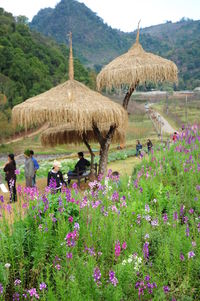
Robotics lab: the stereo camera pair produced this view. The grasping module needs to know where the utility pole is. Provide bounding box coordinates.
[185,95,188,125]
[166,92,169,115]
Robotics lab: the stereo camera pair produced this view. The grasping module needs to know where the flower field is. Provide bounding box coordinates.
[0,125,200,300]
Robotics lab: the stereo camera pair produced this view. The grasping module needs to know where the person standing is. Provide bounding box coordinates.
[3,154,17,202]
[147,139,153,154]
[136,140,142,157]
[30,150,39,186]
[24,149,35,187]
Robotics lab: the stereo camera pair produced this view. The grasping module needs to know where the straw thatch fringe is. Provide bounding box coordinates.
[41,124,124,146]
[97,42,178,91]
[12,80,128,133]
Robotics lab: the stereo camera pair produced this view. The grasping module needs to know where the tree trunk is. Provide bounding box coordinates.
[122,81,139,110]
[82,133,95,176]
[92,123,116,176]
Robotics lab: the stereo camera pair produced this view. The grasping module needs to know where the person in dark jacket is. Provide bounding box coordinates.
[3,154,17,202]
[67,152,90,184]
[47,160,66,192]
[147,139,153,154]
[136,140,142,157]
[24,149,35,187]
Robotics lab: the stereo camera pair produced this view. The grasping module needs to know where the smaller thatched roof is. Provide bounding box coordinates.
[12,79,128,133]
[41,123,123,146]
[97,25,178,91]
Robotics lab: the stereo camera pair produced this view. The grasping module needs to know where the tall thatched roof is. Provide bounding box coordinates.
[97,26,178,91]
[12,33,128,145]
[41,123,123,146]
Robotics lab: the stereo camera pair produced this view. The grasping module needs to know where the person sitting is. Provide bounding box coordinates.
[136,140,142,157]
[68,152,90,184]
[47,160,66,192]
[147,139,153,154]
[30,150,39,186]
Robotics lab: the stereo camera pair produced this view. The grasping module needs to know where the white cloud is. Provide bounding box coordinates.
[1,0,200,31]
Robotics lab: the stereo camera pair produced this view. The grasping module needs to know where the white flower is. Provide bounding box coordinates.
[69,275,75,282]
[5,263,11,269]
[127,258,132,264]
[63,174,68,181]
[122,260,127,266]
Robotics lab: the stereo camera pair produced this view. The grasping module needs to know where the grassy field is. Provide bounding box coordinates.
[152,97,200,129]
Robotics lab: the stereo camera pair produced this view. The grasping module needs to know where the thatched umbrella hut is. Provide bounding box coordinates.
[97,22,178,110]
[12,33,128,176]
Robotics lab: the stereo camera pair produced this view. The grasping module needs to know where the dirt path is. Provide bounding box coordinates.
[147,105,175,135]
[4,124,49,145]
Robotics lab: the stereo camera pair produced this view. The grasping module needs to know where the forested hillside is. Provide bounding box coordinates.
[0,8,95,139]
[30,0,200,90]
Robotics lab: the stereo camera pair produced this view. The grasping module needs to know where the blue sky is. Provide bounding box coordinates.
[1,0,200,31]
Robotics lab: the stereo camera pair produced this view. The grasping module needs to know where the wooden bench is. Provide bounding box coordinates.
[68,163,98,187]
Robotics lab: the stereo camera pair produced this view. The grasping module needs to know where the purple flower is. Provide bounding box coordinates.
[143,242,149,260]
[49,178,57,190]
[145,204,150,213]
[180,205,185,217]
[136,214,141,225]
[162,213,168,223]
[145,275,150,281]
[189,208,194,214]
[74,222,80,231]
[122,241,127,250]
[183,216,189,224]
[192,241,196,247]
[112,191,119,202]
[186,225,190,237]
[163,286,170,293]
[28,288,39,299]
[39,282,47,291]
[151,219,159,226]
[198,223,200,233]
[72,182,78,192]
[68,216,73,223]
[66,252,73,259]
[109,270,118,287]
[115,241,121,257]
[13,292,20,301]
[93,267,101,285]
[180,253,185,261]
[15,169,20,175]
[55,264,61,270]
[173,211,178,221]
[188,251,195,259]
[0,283,3,294]
[196,185,200,191]
[14,279,21,286]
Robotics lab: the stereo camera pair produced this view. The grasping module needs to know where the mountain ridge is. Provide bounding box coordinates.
[30,0,200,89]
